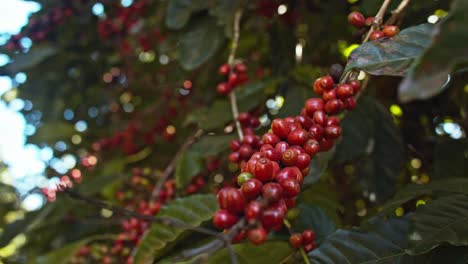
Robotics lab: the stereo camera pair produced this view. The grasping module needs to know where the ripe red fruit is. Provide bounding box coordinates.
[239,144,254,160]
[313,110,328,126]
[262,132,280,145]
[324,99,343,114]
[280,179,301,198]
[296,153,311,169]
[308,124,324,140]
[336,84,354,99]
[365,16,375,27]
[320,138,335,151]
[238,112,251,126]
[349,80,361,93]
[289,233,303,248]
[262,183,283,203]
[262,147,281,162]
[241,178,263,199]
[322,88,336,101]
[305,98,324,116]
[275,141,289,154]
[348,11,365,28]
[370,30,385,41]
[304,242,317,252]
[326,116,340,126]
[382,25,400,37]
[271,119,291,139]
[230,140,241,151]
[232,230,247,243]
[213,209,239,229]
[229,152,240,163]
[247,226,267,245]
[345,97,357,110]
[302,229,316,243]
[234,63,247,73]
[217,187,245,214]
[295,115,313,130]
[287,129,308,146]
[276,166,303,183]
[313,78,324,95]
[243,134,257,145]
[228,72,239,87]
[319,75,334,90]
[324,125,342,139]
[254,158,274,182]
[261,208,285,230]
[281,148,298,166]
[217,82,231,94]
[218,63,230,75]
[285,197,296,208]
[245,201,263,222]
[303,139,320,157]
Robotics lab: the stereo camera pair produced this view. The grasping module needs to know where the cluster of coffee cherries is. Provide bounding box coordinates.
[213,75,361,247]
[289,229,317,252]
[348,11,400,40]
[216,63,249,95]
[229,112,261,165]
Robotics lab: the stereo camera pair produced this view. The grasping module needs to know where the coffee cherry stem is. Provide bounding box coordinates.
[300,247,312,264]
[362,0,393,43]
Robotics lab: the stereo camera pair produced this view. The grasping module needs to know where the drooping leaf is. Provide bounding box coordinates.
[0,46,57,75]
[133,194,218,264]
[344,24,434,76]
[206,241,294,264]
[178,17,224,70]
[380,178,468,215]
[174,150,203,188]
[165,0,209,30]
[33,235,112,264]
[292,204,336,244]
[408,194,468,254]
[299,181,341,224]
[335,96,405,203]
[399,0,468,102]
[309,217,411,264]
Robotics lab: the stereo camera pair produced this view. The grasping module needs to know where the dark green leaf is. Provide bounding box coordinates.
[191,134,235,156]
[408,194,468,254]
[207,241,294,264]
[303,148,335,187]
[134,194,218,264]
[0,46,57,75]
[178,17,224,70]
[165,0,209,30]
[174,150,203,188]
[344,24,434,76]
[335,96,404,203]
[185,100,231,131]
[299,181,341,224]
[432,139,468,179]
[293,204,336,243]
[30,122,75,145]
[309,217,411,264]
[399,0,468,102]
[209,0,241,37]
[380,178,468,215]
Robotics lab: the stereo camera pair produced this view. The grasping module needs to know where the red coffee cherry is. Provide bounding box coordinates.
[324,125,342,139]
[313,78,324,95]
[262,182,283,204]
[348,11,365,28]
[322,88,336,101]
[232,230,247,243]
[241,178,263,200]
[280,179,301,198]
[281,148,298,166]
[289,233,304,248]
[275,141,289,154]
[213,209,239,229]
[271,118,291,139]
[304,242,317,252]
[217,82,230,94]
[285,197,296,208]
[296,153,311,169]
[230,140,241,151]
[276,166,303,183]
[228,152,240,163]
[319,75,334,90]
[247,226,267,245]
[303,139,320,157]
[262,147,281,162]
[313,110,328,126]
[365,16,375,27]
[218,63,230,75]
[217,187,245,214]
[295,115,313,130]
[254,158,274,182]
[238,112,251,126]
[382,25,400,37]
[262,132,280,145]
[239,144,254,160]
[324,99,342,114]
[261,208,285,230]
[320,138,335,151]
[302,229,316,244]
[345,97,357,110]
[245,200,263,222]
[243,134,257,146]
[305,98,324,116]
[336,84,354,99]
[349,80,361,93]
[370,30,385,41]
[287,129,308,146]
[326,116,340,126]
[234,63,247,73]
[308,124,324,140]
[228,72,239,87]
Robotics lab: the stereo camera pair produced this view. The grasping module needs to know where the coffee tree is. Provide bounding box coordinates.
[1,0,467,263]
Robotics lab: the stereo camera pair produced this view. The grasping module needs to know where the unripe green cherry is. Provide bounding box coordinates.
[237,172,254,186]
